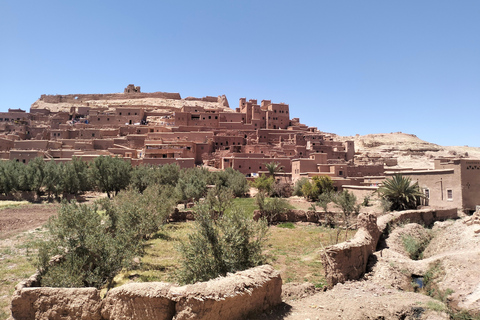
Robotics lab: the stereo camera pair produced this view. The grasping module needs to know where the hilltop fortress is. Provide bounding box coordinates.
[1,85,479,212]
[0,85,381,183]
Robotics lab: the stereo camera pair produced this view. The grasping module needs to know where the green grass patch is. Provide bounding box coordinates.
[277,222,295,229]
[231,197,258,217]
[264,224,354,287]
[0,201,29,210]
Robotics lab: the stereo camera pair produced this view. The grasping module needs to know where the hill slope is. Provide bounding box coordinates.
[336,132,480,169]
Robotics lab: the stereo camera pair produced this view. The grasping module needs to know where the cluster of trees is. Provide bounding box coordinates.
[0,156,250,203]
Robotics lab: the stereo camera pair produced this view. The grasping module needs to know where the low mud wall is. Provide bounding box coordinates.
[321,213,381,288]
[377,207,458,232]
[11,265,282,320]
[322,208,458,288]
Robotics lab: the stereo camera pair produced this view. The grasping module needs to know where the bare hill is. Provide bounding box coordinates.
[335,132,480,169]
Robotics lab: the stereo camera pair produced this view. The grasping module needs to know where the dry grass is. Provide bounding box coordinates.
[0,201,29,210]
[113,221,354,290]
[265,223,354,287]
[0,229,46,320]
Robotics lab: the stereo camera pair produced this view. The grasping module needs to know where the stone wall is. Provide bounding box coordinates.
[11,265,282,320]
[321,208,458,288]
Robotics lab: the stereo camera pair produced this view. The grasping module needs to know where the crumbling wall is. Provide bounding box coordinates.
[322,208,458,288]
[322,213,381,288]
[11,265,282,320]
[377,207,458,232]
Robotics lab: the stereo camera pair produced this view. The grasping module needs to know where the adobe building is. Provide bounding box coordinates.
[0,85,384,182]
[386,158,480,213]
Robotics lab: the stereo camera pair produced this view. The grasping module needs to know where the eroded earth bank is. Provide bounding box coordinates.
[252,211,480,320]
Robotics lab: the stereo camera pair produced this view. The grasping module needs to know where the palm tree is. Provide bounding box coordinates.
[378,174,424,211]
[264,161,284,180]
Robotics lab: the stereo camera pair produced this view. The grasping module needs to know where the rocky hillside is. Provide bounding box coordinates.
[336,132,480,169]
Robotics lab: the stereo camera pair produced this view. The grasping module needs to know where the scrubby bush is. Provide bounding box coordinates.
[175,167,209,207]
[37,201,141,289]
[203,187,234,219]
[402,232,432,260]
[176,204,268,284]
[271,181,293,198]
[293,177,309,196]
[99,184,177,241]
[212,167,249,197]
[89,156,132,198]
[332,190,361,242]
[250,174,274,195]
[301,176,334,202]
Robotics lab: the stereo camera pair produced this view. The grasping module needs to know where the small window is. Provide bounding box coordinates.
[339,170,343,176]
[447,189,453,201]
[424,189,430,199]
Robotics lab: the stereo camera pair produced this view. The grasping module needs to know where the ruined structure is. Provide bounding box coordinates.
[0,85,385,187]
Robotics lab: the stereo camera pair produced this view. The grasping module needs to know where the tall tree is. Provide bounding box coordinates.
[89,156,132,198]
[26,157,46,197]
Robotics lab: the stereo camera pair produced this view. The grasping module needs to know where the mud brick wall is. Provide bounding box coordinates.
[11,265,282,320]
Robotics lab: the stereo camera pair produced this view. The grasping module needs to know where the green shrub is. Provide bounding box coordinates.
[37,201,141,289]
[271,181,292,198]
[213,168,249,197]
[176,205,268,284]
[293,177,309,196]
[250,174,274,195]
[99,184,177,241]
[401,233,432,260]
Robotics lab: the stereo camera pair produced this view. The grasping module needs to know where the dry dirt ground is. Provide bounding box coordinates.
[0,204,58,240]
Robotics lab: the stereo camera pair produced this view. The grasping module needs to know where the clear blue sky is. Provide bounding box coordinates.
[1,1,479,147]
